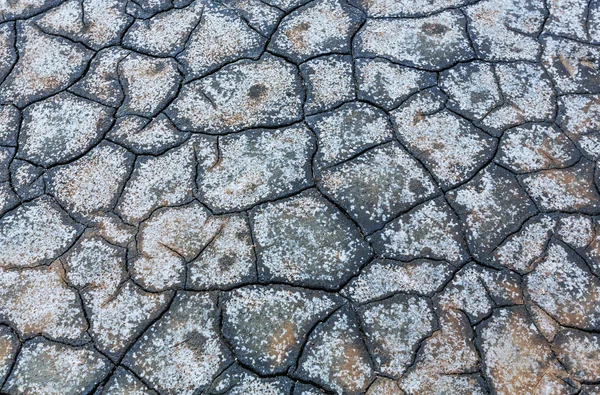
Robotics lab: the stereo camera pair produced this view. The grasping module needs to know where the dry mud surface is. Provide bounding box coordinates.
[1,0,600,394]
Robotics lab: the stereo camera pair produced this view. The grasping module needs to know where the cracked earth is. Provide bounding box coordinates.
[1,0,600,394]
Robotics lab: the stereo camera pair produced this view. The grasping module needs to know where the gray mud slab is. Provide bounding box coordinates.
[0,0,598,394]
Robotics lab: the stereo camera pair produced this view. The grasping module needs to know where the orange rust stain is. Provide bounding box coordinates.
[337,344,367,392]
[267,321,297,365]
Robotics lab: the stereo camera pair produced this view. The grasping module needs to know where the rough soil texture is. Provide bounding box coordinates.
[0,0,599,394]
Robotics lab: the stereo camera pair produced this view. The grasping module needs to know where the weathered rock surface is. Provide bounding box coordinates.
[131,201,218,291]
[0,326,19,385]
[100,367,157,395]
[542,36,600,94]
[0,0,64,22]
[0,196,81,268]
[543,0,590,40]
[208,364,294,394]
[269,0,363,64]
[70,47,130,107]
[301,55,355,115]
[62,232,169,359]
[370,197,470,265]
[319,142,438,233]
[525,242,600,331]
[123,0,204,57]
[166,54,303,133]
[0,261,89,343]
[251,189,372,289]
[439,61,502,121]
[131,200,255,293]
[355,58,436,111]
[358,294,437,378]
[478,307,575,395]
[187,213,256,291]
[218,0,283,36]
[436,262,523,323]
[106,114,189,155]
[35,0,131,50]
[557,94,600,159]
[0,23,16,83]
[343,258,455,304]
[123,292,231,395]
[496,124,579,173]
[354,10,475,70]
[295,306,374,394]
[197,124,315,212]
[401,309,485,395]
[479,62,556,135]
[177,3,265,79]
[222,285,343,374]
[8,160,44,201]
[349,0,474,17]
[489,214,557,273]
[46,142,134,221]
[307,101,394,172]
[464,0,545,61]
[0,104,20,146]
[18,92,114,167]
[392,88,496,189]
[0,22,92,108]
[3,338,111,395]
[447,164,538,260]
[118,53,181,118]
[553,329,600,383]
[1,0,600,392]
[115,137,208,224]
[520,159,600,213]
